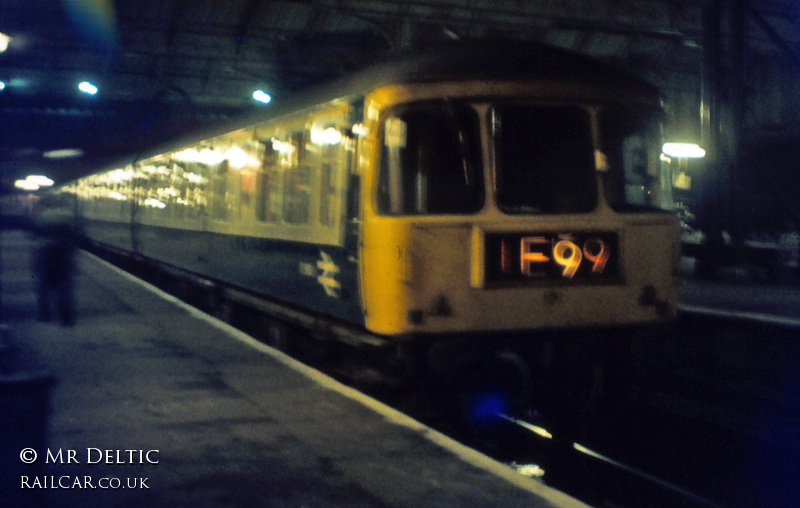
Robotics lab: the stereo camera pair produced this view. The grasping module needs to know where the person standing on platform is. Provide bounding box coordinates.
[32,201,76,326]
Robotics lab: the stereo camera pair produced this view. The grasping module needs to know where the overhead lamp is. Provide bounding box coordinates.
[27,175,54,187]
[0,33,11,53]
[14,175,55,191]
[78,81,98,95]
[0,81,5,91]
[9,78,28,88]
[252,90,271,104]
[15,179,39,191]
[43,148,84,159]
[662,142,706,158]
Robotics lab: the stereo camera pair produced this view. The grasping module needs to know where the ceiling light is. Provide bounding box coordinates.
[662,142,706,158]
[0,81,5,91]
[43,148,84,159]
[253,90,271,104]
[0,33,11,53]
[14,175,54,191]
[9,78,28,88]
[26,175,54,187]
[15,180,39,191]
[78,81,98,95]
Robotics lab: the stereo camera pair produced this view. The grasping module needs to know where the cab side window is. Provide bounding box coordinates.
[377,102,483,215]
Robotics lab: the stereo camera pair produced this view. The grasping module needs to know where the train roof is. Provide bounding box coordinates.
[110,40,659,170]
[234,39,659,126]
[249,39,660,123]
[354,39,658,92]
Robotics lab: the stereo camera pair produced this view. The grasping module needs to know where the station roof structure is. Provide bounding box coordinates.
[1,0,799,190]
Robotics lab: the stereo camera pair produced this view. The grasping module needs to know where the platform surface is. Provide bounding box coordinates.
[0,229,584,508]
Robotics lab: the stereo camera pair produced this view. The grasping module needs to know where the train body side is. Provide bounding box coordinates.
[73,101,365,326]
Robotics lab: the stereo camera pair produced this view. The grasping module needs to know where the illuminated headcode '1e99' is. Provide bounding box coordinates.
[486,232,618,283]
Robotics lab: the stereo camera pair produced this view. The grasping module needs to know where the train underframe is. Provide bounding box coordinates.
[82,236,677,430]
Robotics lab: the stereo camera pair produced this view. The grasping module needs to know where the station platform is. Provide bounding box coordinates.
[679,254,800,327]
[681,276,800,327]
[0,228,585,508]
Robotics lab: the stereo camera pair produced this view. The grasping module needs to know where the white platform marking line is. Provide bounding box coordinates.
[679,303,800,327]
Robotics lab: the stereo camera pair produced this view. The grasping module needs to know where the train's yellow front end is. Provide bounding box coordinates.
[359,81,680,338]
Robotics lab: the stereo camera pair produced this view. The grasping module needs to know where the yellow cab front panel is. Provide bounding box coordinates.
[359,81,680,337]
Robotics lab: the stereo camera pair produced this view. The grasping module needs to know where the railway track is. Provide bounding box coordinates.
[422,314,800,508]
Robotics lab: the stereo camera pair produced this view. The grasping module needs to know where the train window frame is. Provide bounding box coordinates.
[315,122,346,228]
[598,104,670,212]
[256,138,281,224]
[211,159,229,222]
[282,130,311,225]
[490,103,598,215]
[232,132,262,222]
[319,161,335,227]
[375,100,484,216]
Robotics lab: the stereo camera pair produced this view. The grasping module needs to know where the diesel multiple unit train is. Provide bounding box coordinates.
[51,41,680,401]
